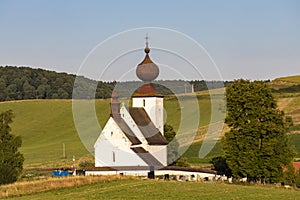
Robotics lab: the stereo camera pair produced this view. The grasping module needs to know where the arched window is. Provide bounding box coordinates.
[112,151,115,163]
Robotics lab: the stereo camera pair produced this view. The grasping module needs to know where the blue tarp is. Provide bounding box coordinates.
[52,170,72,177]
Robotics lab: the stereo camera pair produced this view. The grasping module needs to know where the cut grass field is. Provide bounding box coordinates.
[5,177,300,200]
[0,87,299,167]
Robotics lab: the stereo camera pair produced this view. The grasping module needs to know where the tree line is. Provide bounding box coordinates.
[0,66,230,102]
[0,66,114,101]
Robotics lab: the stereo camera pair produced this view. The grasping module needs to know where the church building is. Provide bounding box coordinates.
[94,38,168,168]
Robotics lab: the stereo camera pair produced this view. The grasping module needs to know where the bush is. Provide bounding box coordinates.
[79,159,94,169]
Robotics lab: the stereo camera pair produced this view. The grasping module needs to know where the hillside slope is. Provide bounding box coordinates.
[0,78,299,167]
[0,100,111,167]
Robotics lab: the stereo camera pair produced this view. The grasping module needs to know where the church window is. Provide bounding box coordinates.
[111,131,113,136]
[143,99,145,107]
[112,151,115,162]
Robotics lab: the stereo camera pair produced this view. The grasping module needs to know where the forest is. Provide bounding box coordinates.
[0,66,229,101]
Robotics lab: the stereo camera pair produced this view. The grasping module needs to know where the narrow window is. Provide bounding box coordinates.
[112,151,115,162]
[143,99,145,107]
[111,131,113,136]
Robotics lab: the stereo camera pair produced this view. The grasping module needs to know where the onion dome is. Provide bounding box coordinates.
[136,35,159,82]
[132,35,163,98]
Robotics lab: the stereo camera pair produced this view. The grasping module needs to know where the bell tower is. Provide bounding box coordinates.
[132,35,164,134]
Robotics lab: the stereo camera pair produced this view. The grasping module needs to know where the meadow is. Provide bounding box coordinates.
[0,88,299,167]
[0,76,300,199]
[3,177,299,200]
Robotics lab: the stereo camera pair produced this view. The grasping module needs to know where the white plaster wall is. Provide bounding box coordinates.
[94,117,147,167]
[148,145,167,166]
[120,105,147,145]
[86,170,216,178]
[132,97,164,134]
[86,170,150,176]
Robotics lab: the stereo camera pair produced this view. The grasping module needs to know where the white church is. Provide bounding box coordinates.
[88,39,217,179]
[94,39,168,168]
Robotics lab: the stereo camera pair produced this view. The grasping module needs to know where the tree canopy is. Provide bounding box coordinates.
[223,79,295,183]
[0,66,229,102]
[0,110,24,185]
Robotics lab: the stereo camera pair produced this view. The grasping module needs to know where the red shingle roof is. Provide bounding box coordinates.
[132,83,163,97]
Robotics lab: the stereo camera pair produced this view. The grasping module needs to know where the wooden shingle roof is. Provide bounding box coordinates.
[129,107,168,145]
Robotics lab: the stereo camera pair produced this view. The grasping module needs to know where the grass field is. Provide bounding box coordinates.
[0,85,299,167]
[6,178,300,200]
[0,90,225,167]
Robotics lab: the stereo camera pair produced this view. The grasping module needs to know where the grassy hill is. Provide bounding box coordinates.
[0,89,224,167]
[270,75,300,90]
[274,75,300,84]
[0,79,300,167]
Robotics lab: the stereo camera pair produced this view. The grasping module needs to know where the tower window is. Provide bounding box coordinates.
[111,131,113,136]
[112,151,115,162]
[143,99,145,107]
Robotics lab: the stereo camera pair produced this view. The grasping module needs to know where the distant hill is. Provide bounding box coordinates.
[0,66,229,102]
[0,66,114,101]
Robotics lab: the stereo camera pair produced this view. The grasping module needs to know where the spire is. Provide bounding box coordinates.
[136,34,159,82]
[145,33,150,54]
[110,91,121,121]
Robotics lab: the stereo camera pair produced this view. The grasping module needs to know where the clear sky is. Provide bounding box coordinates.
[0,0,299,81]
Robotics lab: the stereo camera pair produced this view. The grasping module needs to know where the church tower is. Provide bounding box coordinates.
[132,35,164,134]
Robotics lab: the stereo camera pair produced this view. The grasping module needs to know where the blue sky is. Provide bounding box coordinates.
[0,0,299,81]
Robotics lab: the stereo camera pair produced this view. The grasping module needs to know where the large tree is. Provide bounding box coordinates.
[0,110,24,184]
[223,79,294,183]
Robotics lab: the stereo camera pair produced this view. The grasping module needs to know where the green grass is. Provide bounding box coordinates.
[290,134,300,157]
[183,141,222,164]
[0,100,110,167]
[9,179,300,200]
